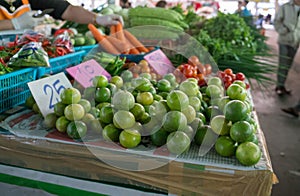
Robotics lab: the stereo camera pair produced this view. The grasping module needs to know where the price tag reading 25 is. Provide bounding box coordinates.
[28,72,72,117]
[66,59,111,88]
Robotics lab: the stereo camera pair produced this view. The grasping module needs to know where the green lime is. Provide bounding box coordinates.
[162,111,187,132]
[43,113,57,129]
[78,99,92,113]
[119,129,141,148]
[224,100,248,122]
[215,136,237,157]
[150,125,169,146]
[55,116,70,133]
[230,121,253,143]
[194,125,217,146]
[182,105,196,124]
[67,121,87,139]
[54,102,67,117]
[130,103,145,121]
[25,95,36,109]
[236,142,261,166]
[112,90,135,110]
[93,75,108,88]
[136,92,154,106]
[102,123,121,142]
[64,104,85,121]
[95,87,111,103]
[167,131,190,155]
[189,96,201,112]
[179,80,199,96]
[113,110,135,129]
[60,88,81,104]
[110,76,123,89]
[166,90,189,111]
[210,115,231,136]
[157,79,172,92]
[99,105,114,124]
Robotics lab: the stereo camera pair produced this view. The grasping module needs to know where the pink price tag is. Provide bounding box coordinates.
[66,59,111,88]
[144,49,175,76]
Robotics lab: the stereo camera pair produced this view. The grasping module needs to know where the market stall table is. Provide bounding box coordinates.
[0,106,277,195]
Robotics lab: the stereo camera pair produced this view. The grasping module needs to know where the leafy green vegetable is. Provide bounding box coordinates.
[194,12,277,88]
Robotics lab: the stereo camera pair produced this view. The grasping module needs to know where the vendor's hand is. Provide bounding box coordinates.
[11,12,42,30]
[96,14,124,27]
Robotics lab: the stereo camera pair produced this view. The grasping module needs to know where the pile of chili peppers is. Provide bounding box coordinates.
[0,31,74,74]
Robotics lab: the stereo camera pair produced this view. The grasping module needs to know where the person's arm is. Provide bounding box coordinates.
[61,5,96,24]
[61,5,123,26]
[274,5,289,34]
[0,20,14,31]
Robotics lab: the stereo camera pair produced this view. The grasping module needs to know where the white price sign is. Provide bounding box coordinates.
[28,72,72,117]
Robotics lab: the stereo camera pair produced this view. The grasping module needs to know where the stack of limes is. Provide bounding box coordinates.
[203,77,261,166]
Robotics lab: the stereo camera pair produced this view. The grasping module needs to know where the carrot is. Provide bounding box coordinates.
[88,23,105,42]
[115,22,126,43]
[88,23,119,54]
[129,48,140,54]
[110,25,116,37]
[106,36,130,54]
[124,30,149,53]
[147,46,155,51]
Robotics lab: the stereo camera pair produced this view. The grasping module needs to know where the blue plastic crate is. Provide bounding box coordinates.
[0,68,37,113]
[119,47,159,63]
[36,50,86,78]
[74,44,98,55]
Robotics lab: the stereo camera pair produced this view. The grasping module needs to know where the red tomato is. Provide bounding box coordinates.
[183,68,194,78]
[178,65,184,71]
[188,56,200,67]
[236,72,245,81]
[197,73,205,81]
[246,83,250,89]
[198,79,206,87]
[197,64,207,75]
[204,64,212,75]
[224,82,232,89]
[217,71,226,78]
[224,68,233,75]
[230,73,236,81]
[224,75,232,83]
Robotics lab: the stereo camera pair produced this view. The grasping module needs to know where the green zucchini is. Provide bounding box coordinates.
[129,7,183,23]
[127,28,180,40]
[129,17,184,31]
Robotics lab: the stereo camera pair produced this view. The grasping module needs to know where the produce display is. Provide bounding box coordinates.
[0,4,272,169]
[23,53,262,166]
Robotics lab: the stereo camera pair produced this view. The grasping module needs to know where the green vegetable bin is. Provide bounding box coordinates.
[36,50,86,78]
[0,68,37,113]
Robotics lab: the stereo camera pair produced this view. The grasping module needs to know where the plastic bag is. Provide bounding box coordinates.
[53,31,74,54]
[8,42,50,67]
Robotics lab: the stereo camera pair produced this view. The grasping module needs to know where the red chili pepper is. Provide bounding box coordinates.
[54,29,74,37]
[0,58,6,65]
[56,47,67,56]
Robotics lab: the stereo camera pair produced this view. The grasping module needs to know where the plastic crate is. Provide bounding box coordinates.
[36,50,86,78]
[0,68,37,113]
[119,47,159,63]
[74,44,98,55]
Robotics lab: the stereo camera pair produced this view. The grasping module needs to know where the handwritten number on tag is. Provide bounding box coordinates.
[77,65,95,83]
[43,79,66,109]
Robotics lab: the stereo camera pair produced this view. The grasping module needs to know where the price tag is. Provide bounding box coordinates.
[28,72,72,118]
[144,49,175,76]
[66,59,111,88]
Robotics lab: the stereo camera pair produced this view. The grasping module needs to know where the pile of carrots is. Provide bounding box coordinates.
[88,23,154,55]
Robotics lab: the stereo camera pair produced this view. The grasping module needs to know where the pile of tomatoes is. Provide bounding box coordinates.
[217,68,249,89]
[173,56,212,86]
